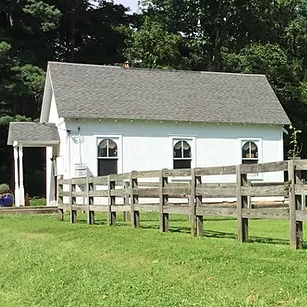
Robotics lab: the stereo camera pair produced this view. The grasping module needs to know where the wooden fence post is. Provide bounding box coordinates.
[123,181,130,222]
[288,160,303,249]
[236,165,248,242]
[57,175,64,221]
[70,179,77,223]
[196,173,203,236]
[107,176,116,226]
[159,169,169,232]
[86,176,95,225]
[190,168,197,236]
[129,171,140,228]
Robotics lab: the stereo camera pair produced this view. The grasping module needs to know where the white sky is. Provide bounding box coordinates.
[113,0,139,13]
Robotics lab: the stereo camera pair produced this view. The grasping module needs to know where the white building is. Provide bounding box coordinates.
[7,62,290,206]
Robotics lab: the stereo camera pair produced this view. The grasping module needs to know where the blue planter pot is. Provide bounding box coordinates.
[1,194,14,207]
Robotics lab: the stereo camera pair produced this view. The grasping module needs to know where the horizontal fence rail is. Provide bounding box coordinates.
[57,159,307,249]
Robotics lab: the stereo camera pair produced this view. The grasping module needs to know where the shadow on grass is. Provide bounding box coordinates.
[63,215,305,248]
[248,236,289,246]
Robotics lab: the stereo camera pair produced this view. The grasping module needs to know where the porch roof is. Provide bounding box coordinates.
[7,122,60,146]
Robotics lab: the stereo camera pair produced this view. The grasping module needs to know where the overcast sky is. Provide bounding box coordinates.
[113,0,139,13]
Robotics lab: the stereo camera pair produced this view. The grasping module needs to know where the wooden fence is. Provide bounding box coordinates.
[57,159,307,249]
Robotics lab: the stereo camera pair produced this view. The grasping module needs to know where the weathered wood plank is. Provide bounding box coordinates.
[109,189,129,197]
[159,170,169,232]
[241,185,288,197]
[58,208,64,221]
[71,205,87,210]
[196,186,236,198]
[196,207,237,217]
[165,182,190,187]
[59,204,70,211]
[163,169,191,177]
[88,205,109,212]
[133,170,160,178]
[138,182,159,187]
[163,187,191,196]
[132,188,159,197]
[240,161,288,174]
[195,165,236,176]
[294,184,307,195]
[195,175,203,236]
[130,172,140,228]
[107,177,116,226]
[288,160,302,249]
[236,165,248,242]
[87,177,95,224]
[197,183,236,188]
[88,177,108,185]
[71,177,86,185]
[296,210,307,221]
[109,172,130,181]
[110,205,131,212]
[163,206,190,214]
[293,159,307,170]
[134,204,160,212]
[88,190,109,197]
[71,191,87,197]
[190,168,197,236]
[241,208,289,219]
[123,181,130,222]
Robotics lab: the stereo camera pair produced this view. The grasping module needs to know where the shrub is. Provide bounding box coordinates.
[0,183,10,194]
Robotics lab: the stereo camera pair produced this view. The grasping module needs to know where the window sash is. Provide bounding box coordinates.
[173,159,191,169]
[98,159,118,176]
[98,139,118,158]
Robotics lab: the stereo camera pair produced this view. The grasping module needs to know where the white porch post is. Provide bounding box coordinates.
[13,146,20,206]
[19,146,25,206]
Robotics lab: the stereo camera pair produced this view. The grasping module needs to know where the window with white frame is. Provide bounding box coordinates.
[173,140,191,169]
[97,139,118,176]
[242,141,259,164]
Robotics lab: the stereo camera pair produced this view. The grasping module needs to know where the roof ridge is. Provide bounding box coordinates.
[48,61,120,70]
[47,61,265,77]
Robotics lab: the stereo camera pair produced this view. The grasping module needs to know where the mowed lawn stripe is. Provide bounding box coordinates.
[0,214,306,306]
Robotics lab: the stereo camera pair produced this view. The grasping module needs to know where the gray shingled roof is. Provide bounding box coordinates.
[48,62,290,125]
[7,122,60,145]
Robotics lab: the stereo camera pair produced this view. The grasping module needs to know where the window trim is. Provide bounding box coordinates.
[241,140,259,164]
[95,135,122,176]
[170,136,196,169]
[239,138,262,179]
[98,139,118,159]
[240,138,262,165]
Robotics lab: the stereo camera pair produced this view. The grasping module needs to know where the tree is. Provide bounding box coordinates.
[0,0,134,195]
[124,17,182,68]
[48,0,134,64]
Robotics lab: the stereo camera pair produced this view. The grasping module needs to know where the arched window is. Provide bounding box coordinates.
[173,140,191,169]
[98,139,118,176]
[242,141,258,164]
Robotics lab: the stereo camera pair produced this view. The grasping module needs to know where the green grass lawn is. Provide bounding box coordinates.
[0,213,307,307]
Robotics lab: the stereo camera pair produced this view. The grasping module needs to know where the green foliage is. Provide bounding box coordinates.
[223,43,288,75]
[124,17,182,68]
[0,183,10,194]
[0,41,11,58]
[1,214,307,306]
[22,0,61,32]
[29,197,46,206]
[0,0,134,196]
[0,115,32,126]
[288,125,302,159]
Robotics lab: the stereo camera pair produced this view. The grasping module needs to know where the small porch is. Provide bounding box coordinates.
[7,122,60,206]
